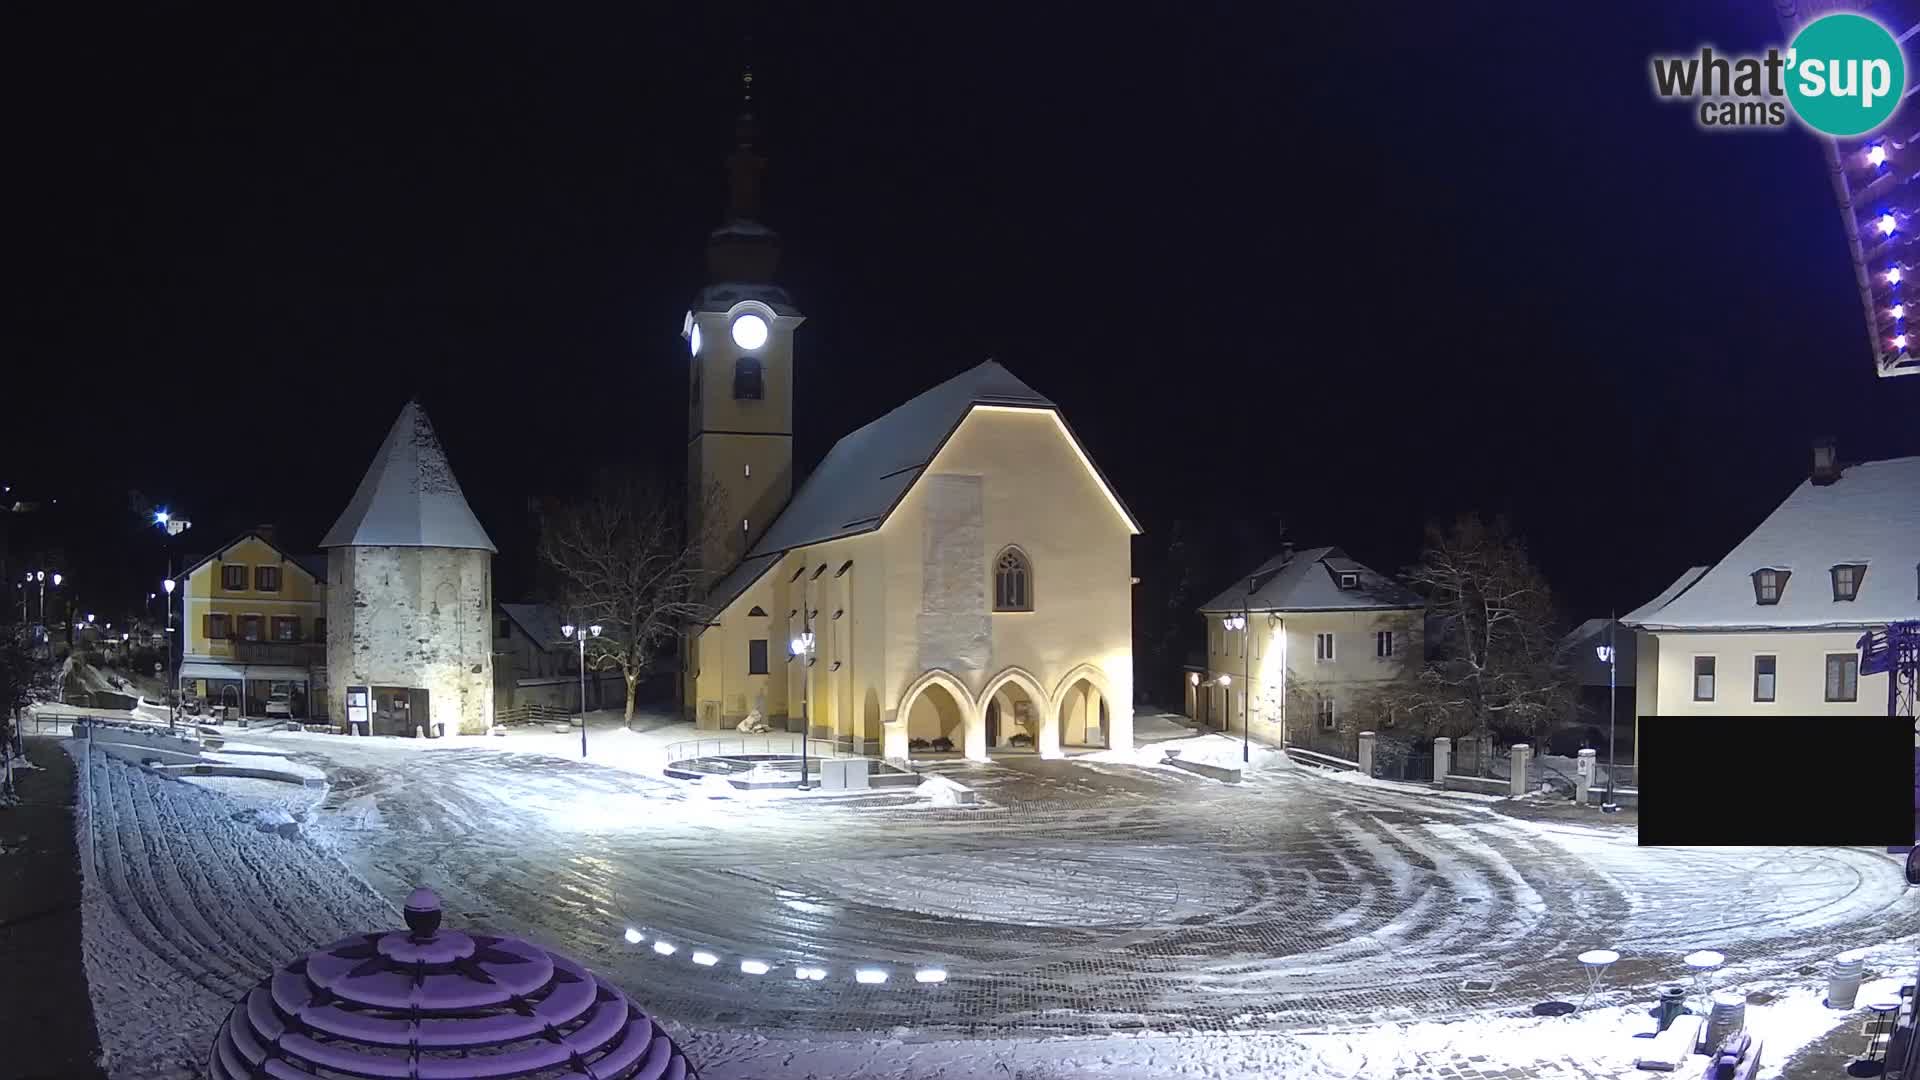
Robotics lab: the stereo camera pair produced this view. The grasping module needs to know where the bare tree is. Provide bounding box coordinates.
[538,470,721,724]
[1368,515,1572,755]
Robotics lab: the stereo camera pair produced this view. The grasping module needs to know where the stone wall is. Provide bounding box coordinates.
[326,545,495,735]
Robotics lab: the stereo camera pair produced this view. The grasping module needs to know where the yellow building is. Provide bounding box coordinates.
[176,529,328,719]
[1189,546,1425,756]
[681,102,1141,761]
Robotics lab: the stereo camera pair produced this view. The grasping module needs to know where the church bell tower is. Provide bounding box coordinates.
[686,65,803,580]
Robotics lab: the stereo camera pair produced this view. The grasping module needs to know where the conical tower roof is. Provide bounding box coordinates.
[321,402,497,552]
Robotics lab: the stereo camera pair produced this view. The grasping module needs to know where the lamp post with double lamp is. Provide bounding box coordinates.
[560,623,601,758]
[1595,614,1618,813]
[1223,612,1250,763]
[152,510,191,723]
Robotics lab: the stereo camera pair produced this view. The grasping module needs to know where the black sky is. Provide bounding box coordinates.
[8,2,1917,672]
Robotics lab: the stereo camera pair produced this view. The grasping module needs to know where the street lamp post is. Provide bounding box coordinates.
[163,577,177,730]
[561,623,601,758]
[1596,614,1618,813]
[790,623,816,790]
[153,510,191,727]
[1224,608,1251,763]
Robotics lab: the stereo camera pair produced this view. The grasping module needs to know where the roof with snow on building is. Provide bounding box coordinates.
[321,401,497,553]
[1620,455,1919,630]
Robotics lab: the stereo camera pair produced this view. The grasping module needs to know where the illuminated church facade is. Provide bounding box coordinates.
[680,87,1139,762]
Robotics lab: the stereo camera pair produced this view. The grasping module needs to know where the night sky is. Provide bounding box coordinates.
[10,3,1917,688]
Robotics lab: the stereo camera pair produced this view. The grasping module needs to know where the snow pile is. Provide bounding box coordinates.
[1082,731,1284,776]
[682,980,1910,1080]
[698,774,737,798]
[915,773,973,807]
[736,711,773,734]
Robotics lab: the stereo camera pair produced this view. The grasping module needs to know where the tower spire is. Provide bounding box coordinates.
[707,38,781,283]
[725,45,764,223]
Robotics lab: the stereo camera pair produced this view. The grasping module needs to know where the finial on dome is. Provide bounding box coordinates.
[403,888,443,939]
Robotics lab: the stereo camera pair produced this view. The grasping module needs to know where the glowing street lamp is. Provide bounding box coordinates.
[1881,213,1898,235]
[790,629,816,789]
[1596,616,1618,813]
[151,509,190,727]
[561,622,602,758]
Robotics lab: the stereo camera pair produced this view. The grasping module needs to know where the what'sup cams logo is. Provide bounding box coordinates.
[1652,13,1905,135]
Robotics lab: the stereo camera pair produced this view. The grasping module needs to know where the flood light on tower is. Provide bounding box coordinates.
[731,313,769,350]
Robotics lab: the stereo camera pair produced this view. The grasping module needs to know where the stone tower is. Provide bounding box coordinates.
[322,401,497,736]
[686,66,805,580]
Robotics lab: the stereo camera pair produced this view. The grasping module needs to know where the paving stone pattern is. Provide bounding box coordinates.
[282,741,1915,1056]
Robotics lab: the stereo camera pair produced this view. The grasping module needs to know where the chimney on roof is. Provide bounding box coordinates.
[1280,541,1295,563]
[1811,437,1840,485]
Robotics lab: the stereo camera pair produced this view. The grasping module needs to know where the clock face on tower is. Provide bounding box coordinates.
[731,313,769,351]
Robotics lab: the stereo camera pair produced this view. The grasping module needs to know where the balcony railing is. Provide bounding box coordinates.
[232,640,324,666]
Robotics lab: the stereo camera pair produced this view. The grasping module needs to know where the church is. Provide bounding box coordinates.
[681,88,1140,763]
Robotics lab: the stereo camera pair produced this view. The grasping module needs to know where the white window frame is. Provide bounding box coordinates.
[1315,632,1335,663]
[1317,694,1337,730]
[1375,630,1395,659]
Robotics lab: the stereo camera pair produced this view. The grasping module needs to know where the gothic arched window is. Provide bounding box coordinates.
[994,546,1033,612]
[733,357,764,400]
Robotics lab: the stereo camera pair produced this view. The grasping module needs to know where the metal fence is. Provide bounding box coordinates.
[1372,750,1434,782]
[663,736,865,763]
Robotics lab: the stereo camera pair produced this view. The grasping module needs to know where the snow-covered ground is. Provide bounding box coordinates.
[685,970,1917,1079]
[61,725,1920,1079]
[65,741,396,1078]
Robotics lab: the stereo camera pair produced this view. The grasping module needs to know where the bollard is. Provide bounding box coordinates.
[1703,991,1745,1053]
[1576,748,1597,806]
[1358,731,1375,777]
[1433,737,1452,786]
[1826,949,1867,1009]
[1509,743,1530,797]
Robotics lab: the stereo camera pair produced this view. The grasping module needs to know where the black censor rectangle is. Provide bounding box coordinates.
[1638,717,1914,847]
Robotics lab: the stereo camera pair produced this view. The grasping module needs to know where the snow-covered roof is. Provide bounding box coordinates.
[497,602,565,648]
[1620,566,1710,627]
[701,360,1140,618]
[176,531,326,588]
[1197,546,1423,615]
[321,402,497,553]
[1622,455,1920,630]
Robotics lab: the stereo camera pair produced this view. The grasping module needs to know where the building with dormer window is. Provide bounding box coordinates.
[1623,445,1919,730]
[1187,545,1425,755]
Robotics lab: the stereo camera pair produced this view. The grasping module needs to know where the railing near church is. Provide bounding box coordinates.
[664,736,865,763]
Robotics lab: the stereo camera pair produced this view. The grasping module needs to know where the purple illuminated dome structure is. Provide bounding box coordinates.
[209,888,698,1079]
